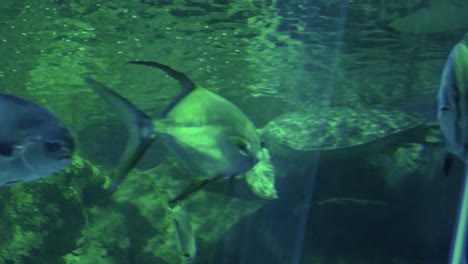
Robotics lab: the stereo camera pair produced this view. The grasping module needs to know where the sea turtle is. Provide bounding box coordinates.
[260,107,442,162]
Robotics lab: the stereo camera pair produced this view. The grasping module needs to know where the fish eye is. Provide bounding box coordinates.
[230,136,251,156]
[236,141,250,155]
[44,140,63,152]
[440,106,450,112]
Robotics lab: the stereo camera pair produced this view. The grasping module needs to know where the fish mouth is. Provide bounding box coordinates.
[59,148,74,160]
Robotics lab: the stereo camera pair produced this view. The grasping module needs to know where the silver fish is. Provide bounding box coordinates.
[172,205,196,264]
[438,34,468,264]
[0,94,74,186]
[85,61,263,201]
[438,34,468,163]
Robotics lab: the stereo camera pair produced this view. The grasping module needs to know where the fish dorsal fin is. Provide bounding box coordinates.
[128,61,197,118]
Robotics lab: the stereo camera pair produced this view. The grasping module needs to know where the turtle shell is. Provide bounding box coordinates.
[261,108,430,156]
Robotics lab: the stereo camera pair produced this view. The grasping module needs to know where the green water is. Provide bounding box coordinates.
[0,0,467,263]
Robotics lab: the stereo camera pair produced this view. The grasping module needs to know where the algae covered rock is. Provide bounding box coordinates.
[63,206,129,264]
[0,156,107,263]
[109,162,268,264]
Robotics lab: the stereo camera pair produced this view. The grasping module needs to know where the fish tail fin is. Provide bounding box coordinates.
[84,77,155,192]
[128,61,196,118]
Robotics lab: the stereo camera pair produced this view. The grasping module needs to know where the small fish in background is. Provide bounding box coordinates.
[437,33,468,264]
[316,197,392,208]
[85,60,274,204]
[171,205,196,264]
[0,94,75,186]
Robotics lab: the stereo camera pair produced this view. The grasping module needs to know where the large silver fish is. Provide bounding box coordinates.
[171,205,196,264]
[438,34,468,163]
[0,94,74,186]
[438,33,468,264]
[85,61,264,202]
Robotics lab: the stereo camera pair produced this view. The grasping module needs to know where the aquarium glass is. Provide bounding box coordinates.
[0,0,467,263]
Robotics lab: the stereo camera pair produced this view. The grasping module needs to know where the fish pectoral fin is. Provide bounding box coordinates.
[168,175,224,207]
[84,77,156,193]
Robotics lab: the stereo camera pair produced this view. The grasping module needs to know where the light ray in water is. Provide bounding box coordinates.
[449,166,468,264]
